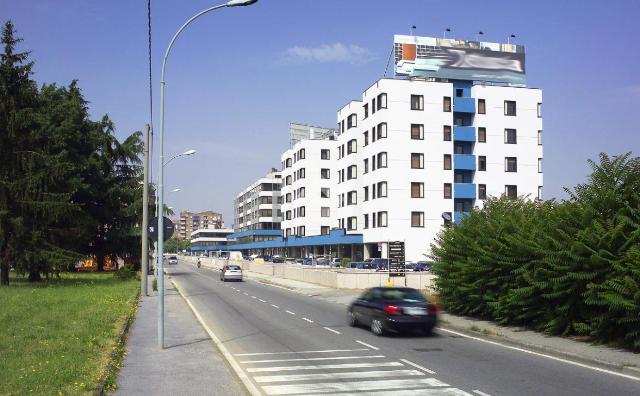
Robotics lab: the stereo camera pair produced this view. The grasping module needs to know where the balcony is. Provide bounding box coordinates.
[453,126,475,142]
[454,154,476,171]
[454,211,471,223]
[454,183,476,199]
[453,97,475,113]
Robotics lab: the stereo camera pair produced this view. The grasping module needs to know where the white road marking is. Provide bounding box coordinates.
[254,369,424,383]
[473,390,492,396]
[234,348,369,357]
[251,296,257,299]
[301,317,313,323]
[323,326,341,334]
[240,355,385,364]
[243,292,249,295]
[355,340,379,350]
[247,361,403,373]
[271,304,280,309]
[261,377,449,395]
[327,389,473,396]
[285,310,295,315]
[438,327,640,381]
[400,358,436,374]
[258,299,267,303]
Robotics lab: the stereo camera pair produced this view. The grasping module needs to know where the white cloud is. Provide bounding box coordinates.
[283,43,374,65]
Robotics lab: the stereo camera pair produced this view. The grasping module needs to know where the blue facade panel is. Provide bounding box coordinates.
[454,154,476,171]
[453,126,476,142]
[228,229,282,239]
[453,97,476,113]
[454,183,476,199]
[454,211,471,223]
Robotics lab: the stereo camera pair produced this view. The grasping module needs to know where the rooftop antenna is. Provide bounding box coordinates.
[507,34,516,44]
[443,28,451,39]
[476,31,484,42]
[409,25,416,36]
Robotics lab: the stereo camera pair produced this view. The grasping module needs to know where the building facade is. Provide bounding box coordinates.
[190,228,236,252]
[234,169,283,232]
[178,210,223,239]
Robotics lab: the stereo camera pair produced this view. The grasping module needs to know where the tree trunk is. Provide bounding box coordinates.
[28,270,41,282]
[0,266,8,286]
[97,253,104,272]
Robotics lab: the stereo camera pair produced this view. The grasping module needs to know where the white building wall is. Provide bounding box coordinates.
[233,171,282,232]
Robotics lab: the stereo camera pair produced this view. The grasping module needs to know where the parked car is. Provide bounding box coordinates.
[370,258,391,271]
[220,264,243,282]
[302,258,315,266]
[167,255,178,265]
[295,259,304,265]
[414,261,434,272]
[347,287,438,336]
[331,258,342,267]
[316,257,330,267]
[272,256,285,263]
[404,262,416,271]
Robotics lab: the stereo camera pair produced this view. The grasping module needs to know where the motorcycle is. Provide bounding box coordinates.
[197,259,201,268]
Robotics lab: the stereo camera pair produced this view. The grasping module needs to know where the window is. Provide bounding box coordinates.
[505,128,517,144]
[363,131,369,146]
[285,175,292,185]
[372,97,376,114]
[443,96,452,112]
[298,206,306,217]
[321,188,330,198]
[347,165,357,180]
[321,226,330,235]
[347,216,357,231]
[444,183,452,199]
[505,185,517,199]
[377,181,387,198]
[478,127,486,143]
[298,187,305,198]
[455,88,464,97]
[372,184,376,199]
[505,157,518,172]
[479,184,487,200]
[347,113,357,129]
[411,124,424,140]
[411,182,424,198]
[377,152,387,168]
[321,168,330,179]
[363,158,369,174]
[372,212,377,228]
[339,194,344,207]
[294,153,297,162]
[478,99,486,114]
[364,214,369,229]
[298,226,305,236]
[377,93,387,110]
[363,103,369,119]
[411,94,424,110]
[321,207,330,217]
[340,120,345,133]
[411,153,424,169]
[537,102,542,118]
[299,168,305,179]
[286,158,292,168]
[538,158,543,173]
[347,190,357,205]
[377,211,388,227]
[478,156,486,171]
[363,186,369,201]
[376,122,387,139]
[371,127,376,143]
[444,154,452,170]
[443,125,452,141]
[504,100,516,116]
[321,149,330,160]
[538,130,542,145]
[298,149,305,159]
[411,212,424,227]
[347,139,357,154]
[538,186,543,200]
[286,210,291,220]
[372,155,376,170]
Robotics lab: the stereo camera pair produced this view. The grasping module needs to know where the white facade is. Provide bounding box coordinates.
[234,170,283,232]
[190,228,236,248]
[332,78,542,261]
[280,138,338,238]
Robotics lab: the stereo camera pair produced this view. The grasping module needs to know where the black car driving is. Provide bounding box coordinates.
[347,287,438,336]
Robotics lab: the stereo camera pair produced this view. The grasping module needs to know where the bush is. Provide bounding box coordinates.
[431,153,640,351]
[341,258,352,267]
[114,264,137,280]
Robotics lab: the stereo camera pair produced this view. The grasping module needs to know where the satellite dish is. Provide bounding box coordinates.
[441,212,452,222]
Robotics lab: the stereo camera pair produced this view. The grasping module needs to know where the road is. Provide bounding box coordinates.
[167,260,640,396]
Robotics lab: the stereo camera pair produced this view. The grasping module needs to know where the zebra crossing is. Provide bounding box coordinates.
[234,348,473,396]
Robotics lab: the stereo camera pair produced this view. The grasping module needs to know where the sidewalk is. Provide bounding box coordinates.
[243,267,640,377]
[114,278,246,396]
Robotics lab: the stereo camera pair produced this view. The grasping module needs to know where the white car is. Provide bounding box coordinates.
[167,256,178,265]
[220,264,243,282]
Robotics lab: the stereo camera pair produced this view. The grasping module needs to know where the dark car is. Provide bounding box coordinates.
[414,261,434,272]
[272,256,285,263]
[347,287,438,336]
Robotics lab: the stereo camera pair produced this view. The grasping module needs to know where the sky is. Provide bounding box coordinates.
[4,0,640,226]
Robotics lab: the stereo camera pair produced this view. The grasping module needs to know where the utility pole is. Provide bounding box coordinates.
[141,124,150,296]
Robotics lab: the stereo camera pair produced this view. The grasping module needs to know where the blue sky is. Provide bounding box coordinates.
[5,0,640,225]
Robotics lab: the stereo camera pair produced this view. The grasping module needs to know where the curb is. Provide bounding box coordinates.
[95,289,141,395]
[171,278,262,396]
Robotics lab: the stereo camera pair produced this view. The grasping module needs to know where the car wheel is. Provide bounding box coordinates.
[347,311,358,327]
[371,318,385,336]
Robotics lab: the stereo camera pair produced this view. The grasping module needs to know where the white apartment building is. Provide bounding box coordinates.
[334,77,542,261]
[234,169,283,232]
[280,136,338,238]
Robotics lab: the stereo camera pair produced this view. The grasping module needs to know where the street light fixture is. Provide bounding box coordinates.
[156,0,258,349]
[163,149,196,167]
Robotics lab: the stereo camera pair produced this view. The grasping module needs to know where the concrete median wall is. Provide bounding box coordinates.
[182,256,435,290]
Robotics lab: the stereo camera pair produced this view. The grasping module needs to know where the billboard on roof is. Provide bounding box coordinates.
[394,35,526,85]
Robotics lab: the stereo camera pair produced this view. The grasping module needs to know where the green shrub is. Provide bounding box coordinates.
[341,258,352,267]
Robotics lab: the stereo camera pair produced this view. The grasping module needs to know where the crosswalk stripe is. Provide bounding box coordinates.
[262,377,450,395]
[240,355,385,364]
[234,348,369,357]
[323,388,474,396]
[254,369,424,383]
[247,361,403,373]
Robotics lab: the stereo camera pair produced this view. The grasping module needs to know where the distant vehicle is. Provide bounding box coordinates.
[316,257,330,267]
[370,258,390,271]
[331,258,341,267]
[220,264,243,282]
[414,261,434,272]
[302,258,315,266]
[272,256,285,263]
[168,256,178,265]
[404,262,416,271]
[347,287,438,336]
[347,262,375,270]
[295,259,304,265]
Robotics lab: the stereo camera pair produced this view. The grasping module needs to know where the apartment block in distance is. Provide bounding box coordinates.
[178,210,223,239]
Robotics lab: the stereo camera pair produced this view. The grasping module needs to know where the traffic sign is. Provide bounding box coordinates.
[148,216,175,242]
[388,241,405,277]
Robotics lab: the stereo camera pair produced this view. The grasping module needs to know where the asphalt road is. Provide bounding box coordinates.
[167,260,640,396]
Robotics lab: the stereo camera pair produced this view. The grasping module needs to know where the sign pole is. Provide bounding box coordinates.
[141,124,150,296]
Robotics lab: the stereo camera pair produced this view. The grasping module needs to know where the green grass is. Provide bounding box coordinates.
[0,272,139,396]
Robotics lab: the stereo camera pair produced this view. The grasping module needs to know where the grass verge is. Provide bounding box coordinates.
[0,272,139,395]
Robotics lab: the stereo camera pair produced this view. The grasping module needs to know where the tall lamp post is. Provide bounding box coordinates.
[156,0,258,349]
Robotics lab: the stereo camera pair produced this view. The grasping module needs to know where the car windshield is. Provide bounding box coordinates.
[228,265,241,270]
[169,256,177,260]
[380,289,426,302]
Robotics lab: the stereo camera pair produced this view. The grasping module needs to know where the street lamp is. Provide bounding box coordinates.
[156,0,259,349]
[164,149,196,167]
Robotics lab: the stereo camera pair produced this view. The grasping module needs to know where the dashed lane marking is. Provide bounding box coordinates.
[240,355,385,364]
[323,326,341,334]
[285,310,296,315]
[253,369,423,383]
[258,299,267,303]
[246,361,404,373]
[301,317,313,323]
[473,390,492,396]
[234,348,369,357]
[400,358,436,374]
[271,304,280,309]
[355,340,379,350]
